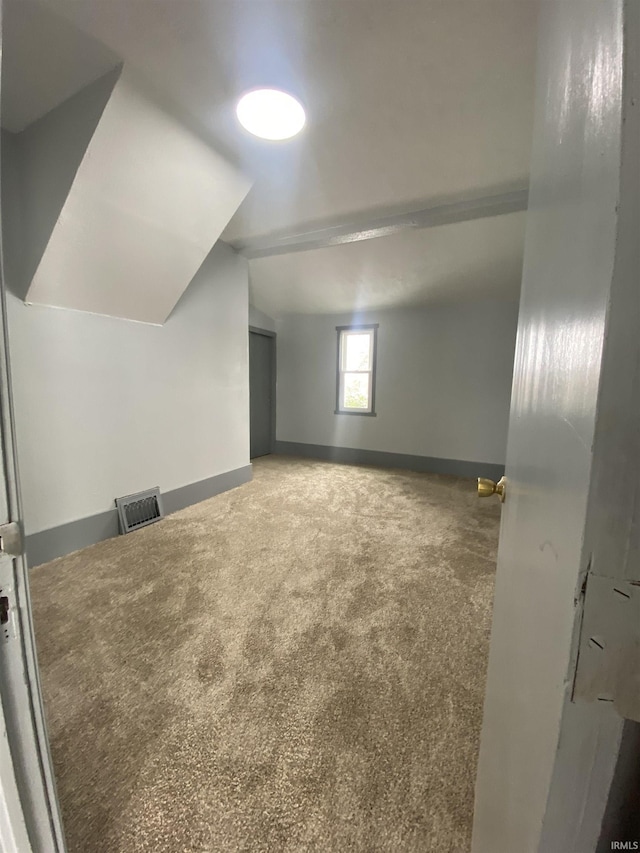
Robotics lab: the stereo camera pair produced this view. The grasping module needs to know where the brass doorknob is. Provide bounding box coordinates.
[477,476,507,503]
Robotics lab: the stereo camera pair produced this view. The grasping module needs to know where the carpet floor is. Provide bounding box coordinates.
[30,456,500,853]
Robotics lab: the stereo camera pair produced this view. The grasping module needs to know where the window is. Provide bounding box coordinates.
[335,325,378,415]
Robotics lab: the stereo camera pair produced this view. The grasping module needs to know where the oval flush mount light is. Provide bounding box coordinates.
[236,88,306,141]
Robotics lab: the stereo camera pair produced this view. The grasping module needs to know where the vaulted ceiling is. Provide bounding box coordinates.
[3,0,539,317]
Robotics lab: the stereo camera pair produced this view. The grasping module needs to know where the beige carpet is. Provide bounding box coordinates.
[30,456,500,853]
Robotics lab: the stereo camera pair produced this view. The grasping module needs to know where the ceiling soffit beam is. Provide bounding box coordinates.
[231,188,529,260]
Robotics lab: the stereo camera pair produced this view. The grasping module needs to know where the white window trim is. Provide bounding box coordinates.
[335,324,378,416]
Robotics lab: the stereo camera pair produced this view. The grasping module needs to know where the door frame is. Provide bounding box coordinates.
[249,326,277,456]
[0,5,66,846]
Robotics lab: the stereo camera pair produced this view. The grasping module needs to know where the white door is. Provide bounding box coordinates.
[0,6,66,847]
[473,1,639,852]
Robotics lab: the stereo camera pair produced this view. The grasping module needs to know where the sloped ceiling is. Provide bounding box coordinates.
[21,67,251,323]
[15,68,122,301]
[4,0,539,316]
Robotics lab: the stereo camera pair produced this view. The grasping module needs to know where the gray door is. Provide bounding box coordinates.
[249,331,274,459]
[473,2,638,852]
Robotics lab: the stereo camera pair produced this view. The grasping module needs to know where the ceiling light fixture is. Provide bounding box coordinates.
[236,88,306,141]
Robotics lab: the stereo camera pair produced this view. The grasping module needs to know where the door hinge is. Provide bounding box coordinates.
[573,574,640,722]
[0,522,23,558]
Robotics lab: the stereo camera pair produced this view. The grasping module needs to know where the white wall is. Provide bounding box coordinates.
[7,242,250,535]
[276,302,519,465]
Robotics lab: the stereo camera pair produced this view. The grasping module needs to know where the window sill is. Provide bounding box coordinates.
[334,410,377,417]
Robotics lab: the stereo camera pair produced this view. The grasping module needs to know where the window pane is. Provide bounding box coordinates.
[343,373,370,409]
[344,332,371,371]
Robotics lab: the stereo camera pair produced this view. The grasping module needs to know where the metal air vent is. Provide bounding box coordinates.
[115,487,164,534]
